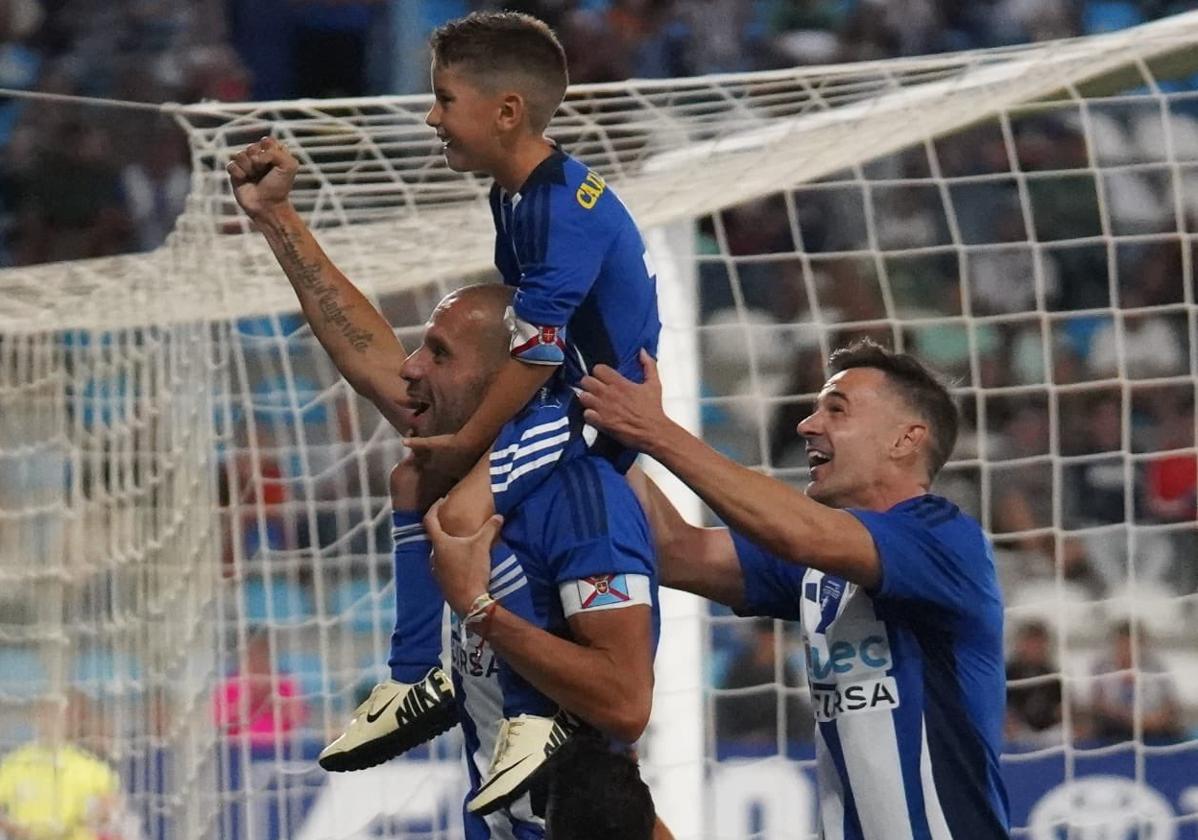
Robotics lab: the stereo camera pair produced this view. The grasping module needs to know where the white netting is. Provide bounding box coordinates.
[1,9,1198,839]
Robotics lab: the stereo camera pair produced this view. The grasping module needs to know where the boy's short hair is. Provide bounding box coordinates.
[430,11,568,132]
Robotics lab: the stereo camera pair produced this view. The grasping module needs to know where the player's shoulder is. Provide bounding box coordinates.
[896,494,997,568]
[882,494,985,546]
[532,455,639,529]
[886,494,963,524]
[522,149,620,218]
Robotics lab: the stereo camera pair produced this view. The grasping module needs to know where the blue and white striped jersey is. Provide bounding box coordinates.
[450,551,544,840]
[734,494,1010,839]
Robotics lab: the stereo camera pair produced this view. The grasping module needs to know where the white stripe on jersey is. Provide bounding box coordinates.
[816,729,846,840]
[491,449,564,492]
[489,431,571,474]
[490,553,520,580]
[490,565,525,591]
[919,720,953,839]
[454,620,541,839]
[491,576,528,602]
[490,417,570,461]
[804,569,910,839]
[836,689,913,840]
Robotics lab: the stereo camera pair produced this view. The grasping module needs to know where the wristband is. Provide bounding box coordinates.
[464,592,498,636]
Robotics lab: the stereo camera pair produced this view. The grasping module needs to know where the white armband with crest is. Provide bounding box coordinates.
[559,574,651,618]
[506,305,566,365]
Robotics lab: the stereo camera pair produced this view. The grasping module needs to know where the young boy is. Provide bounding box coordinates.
[319,10,661,809]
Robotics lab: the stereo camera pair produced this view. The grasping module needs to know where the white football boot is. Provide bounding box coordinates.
[318,667,457,772]
[467,709,579,814]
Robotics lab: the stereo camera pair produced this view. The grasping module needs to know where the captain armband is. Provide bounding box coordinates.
[506,306,566,366]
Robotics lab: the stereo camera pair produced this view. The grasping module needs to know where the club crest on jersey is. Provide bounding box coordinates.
[580,574,631,609]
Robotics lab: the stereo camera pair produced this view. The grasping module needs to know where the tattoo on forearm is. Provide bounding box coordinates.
[278,227,374,353]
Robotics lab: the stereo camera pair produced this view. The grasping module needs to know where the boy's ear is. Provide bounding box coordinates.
[498,92,527,131]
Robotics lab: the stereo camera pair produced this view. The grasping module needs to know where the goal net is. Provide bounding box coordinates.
[2,9,1198,839]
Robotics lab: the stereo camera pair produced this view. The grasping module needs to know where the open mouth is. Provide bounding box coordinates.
[807,450,832,475]
[410,400,431,418]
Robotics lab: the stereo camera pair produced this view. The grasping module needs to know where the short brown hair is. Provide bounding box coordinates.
[430,12,568,132]
[828,339,959,479]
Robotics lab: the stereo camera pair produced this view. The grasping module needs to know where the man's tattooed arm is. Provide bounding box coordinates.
[253,204,412,429]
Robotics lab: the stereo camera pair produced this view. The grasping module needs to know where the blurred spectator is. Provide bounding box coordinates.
[1063,392,1126,527]
[0,0,43,155]
[213,630,308,749]
[218,434,291,571]
[1005,620,1063,745]
[1143,395,1196,524]
[0,694,139,840]
[1088,309,1185,381]
[1087,621,1183,744]
[290,0,385,98]
[990,402,1053,547]
[13,120,132,264]
[715,619,813,750]
[120,121,189,251]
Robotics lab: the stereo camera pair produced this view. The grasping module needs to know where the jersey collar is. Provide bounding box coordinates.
[511,142,567,198]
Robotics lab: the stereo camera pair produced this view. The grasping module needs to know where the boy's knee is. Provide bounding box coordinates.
[437,488,488,538]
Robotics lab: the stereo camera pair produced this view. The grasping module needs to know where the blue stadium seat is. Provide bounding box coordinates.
[276,650,327,698]
[328,577,390,634]
[73,648,143,697]
[0,648,47,699]
[1083,1,1144,35]
[243,576,314,626]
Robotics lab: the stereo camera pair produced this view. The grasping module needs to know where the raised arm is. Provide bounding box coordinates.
[583,354,881,588]
[227,137,412,431]
[625,467,747,610]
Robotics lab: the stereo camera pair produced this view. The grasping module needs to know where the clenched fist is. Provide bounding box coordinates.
[226,136,299,220]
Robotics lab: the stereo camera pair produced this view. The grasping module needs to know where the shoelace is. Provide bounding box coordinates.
[494,719,523,762]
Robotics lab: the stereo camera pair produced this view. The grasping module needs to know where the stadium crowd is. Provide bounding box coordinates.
[1,0,1195,781]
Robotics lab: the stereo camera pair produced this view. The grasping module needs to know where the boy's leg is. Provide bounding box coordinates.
[318,463,457,772]
[386,507,445,683]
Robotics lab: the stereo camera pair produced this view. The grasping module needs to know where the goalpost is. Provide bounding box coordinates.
[2,9,1198,838]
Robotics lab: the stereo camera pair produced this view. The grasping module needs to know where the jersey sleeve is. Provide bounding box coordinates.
[540,460,654,585]
[508,181,613,360]
[732,529,805,621]
[489,184,521,285]
[849,509,993,618]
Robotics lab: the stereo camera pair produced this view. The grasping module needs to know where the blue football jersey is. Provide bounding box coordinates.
[490,148,661,391]
[446,455,660,837]
[734,494,1009,840]
[500,454,661,662]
